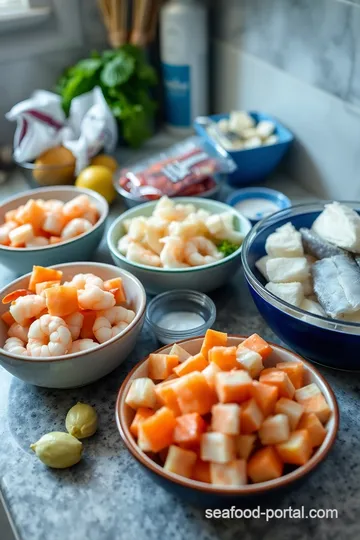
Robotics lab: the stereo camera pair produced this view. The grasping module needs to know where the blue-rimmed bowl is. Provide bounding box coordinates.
[241,201,360,371]
[226,187,291,224]
[107,197,252,295]
[194,112,293,186]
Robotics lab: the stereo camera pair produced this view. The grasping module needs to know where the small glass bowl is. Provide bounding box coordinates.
[146,289,217,345]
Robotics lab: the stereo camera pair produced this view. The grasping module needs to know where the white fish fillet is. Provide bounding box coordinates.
[300,298,325,317]
[266,257,309,283]
[265,282,304,307]
[255,255,271,280]
[312,202,360,253]
[265,223,304,258]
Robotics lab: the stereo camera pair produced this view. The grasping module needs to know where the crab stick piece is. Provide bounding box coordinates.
[209,346,237,371]
[104,278,127,304]
[9,224,34,247]
[154,380,181,416]
[236,347,264,378]
[300,395,331,424]
[148,354,179,380]
[200,432,236,463]
[125,377,157,410]
[215,370,252,404]
[251,381,279,417]
[1,311,15,326]
[259,370,295,399]
[211,403,241,435]
[15,199,45,230]
[130,407,154,438]
[2,289,32,304]
[248,447,283,483]
[45,286,79,318]
[173,353,207,377]
[294,383,321,403]
[200,329,227,360]
[258,414,290,445]
[202,362,222,390]
[210,460,247,486]
[235,434,256,460]
[276,361,304,389]
[28,266,63,292]
[298,413,327,447]
[164,445,197,478]
[240,398,264,434]
[173,413,207,447]
[239,333,273,360]
[139,406,176,452]
[49,236,61,245]
[169,343,191,363]
[276,429,312,466]
[275,398,304,430]
[192,459,211,483]
[35,281,61,296]
[172,371,217,415]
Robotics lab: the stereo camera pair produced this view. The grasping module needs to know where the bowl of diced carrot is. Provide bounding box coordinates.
[116,330,339,506]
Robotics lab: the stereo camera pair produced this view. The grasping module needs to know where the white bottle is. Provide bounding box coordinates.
[160,0,208,135]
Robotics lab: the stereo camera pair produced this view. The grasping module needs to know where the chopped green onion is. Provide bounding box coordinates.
[217,240,241,257]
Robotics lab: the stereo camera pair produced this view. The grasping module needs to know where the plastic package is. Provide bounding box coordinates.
[117,136,236,200]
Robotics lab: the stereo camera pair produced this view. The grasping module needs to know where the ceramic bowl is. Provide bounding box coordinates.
[241,201,360,370]
[116,335,339,507]
[0,186,108,275]
[0,262,146,388]
[107,197,252,295]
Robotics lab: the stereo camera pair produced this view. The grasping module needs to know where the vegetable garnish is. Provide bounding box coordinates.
[217,240,240,257]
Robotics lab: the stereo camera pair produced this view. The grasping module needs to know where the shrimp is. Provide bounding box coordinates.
[61,218,92,240]
[63,312,84,340]
[128,217,148,242]
[10,295,46,325]
[117,234,131,256]
[71,339,98,353]
[63,195,91,220]
[3,337,28,356]
[127,242,161,267]
[206,213,244,244]
[78,286,116,311]
[82,204,99,225]
[93,306,136,343]
[27,314,72,357]
[42,211,66,236]
[145,217,168,255]
[43,199,64,213]
[160,236,189,268]
[0,221,17,246]
[65,273,104,290]
[25,237,49,247]
[153,197,188,222]
[184,236,224,266]
[9,224,34,247]
[8,322,30,342]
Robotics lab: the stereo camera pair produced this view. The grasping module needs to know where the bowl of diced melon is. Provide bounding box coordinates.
[116,330,338,506]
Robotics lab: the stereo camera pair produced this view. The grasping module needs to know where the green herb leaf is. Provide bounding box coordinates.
[74,58,103,76]
[217,240,241,258]
[100,52,135,87]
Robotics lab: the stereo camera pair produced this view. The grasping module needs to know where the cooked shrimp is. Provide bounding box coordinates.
[27,315,72,357]
[42,211,66,236]
[184,236,223,266]
[8,322,30,342]
[25,237,49,248]
[9,224,34,247]
[123,218,132,233]
[153,197,188,222]
[65,273,104,290]
[145,217,168,255]
[0,221,17,245]
[128,217,148,242]
[63,312,84,340]
[93,306,135,343]
[160,236,189,268]
[117,234,131,256]
[63,195,91,219]
[61,218,92,240]
[127,242,161,267]
[10,295,46,325]
[3,337,28,356]
[78,286,116,311]
[168,217,205,240]
[71,339,98,353]
[206,213,244,244]
[82,204,99,225]
[43,199,64,213]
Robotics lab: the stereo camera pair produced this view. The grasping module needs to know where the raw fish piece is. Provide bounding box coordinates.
[302,277,313,296]
[312,202,360,253]
[266,257,309,284]
[255,255,270,280]
[332,254,360,312]
[265,223,304,258]
[265,282,304,307]
[300,228,346,259]
[300,298,325,317]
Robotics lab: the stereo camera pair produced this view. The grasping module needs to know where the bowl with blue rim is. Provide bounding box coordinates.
[226,187,291,224]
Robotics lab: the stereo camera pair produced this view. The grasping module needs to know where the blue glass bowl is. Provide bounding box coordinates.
[193,112,294,186]
[241,201,360,371]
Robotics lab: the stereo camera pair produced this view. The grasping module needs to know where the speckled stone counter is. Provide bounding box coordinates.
[0,142,359,540]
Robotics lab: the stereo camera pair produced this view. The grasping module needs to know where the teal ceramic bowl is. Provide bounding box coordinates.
[107,197,252,295]
[0,186,108,275]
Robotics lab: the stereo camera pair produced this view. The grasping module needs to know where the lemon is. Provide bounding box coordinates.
[30,432,83,469]
[33,146,76,186]
[91,154,118,173]
[65,402,98,439]
[75,165,116,203]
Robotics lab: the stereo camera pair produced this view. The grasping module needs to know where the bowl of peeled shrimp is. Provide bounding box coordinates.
[0,186,108,275]
[107,197,252,295]
[0,262,146,388]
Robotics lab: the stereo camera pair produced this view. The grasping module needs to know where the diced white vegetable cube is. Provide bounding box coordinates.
[265,223,304,258]
[236,346,264,378]
[235,434,256,460]
[164,445,197,478]
[259,414,290,445]
[256,120,275,139]
[200,432,236,463]
[300,298,325,316]
[125,378,157,410]
[265,282,304,307]
[295,383,321,403]
[243,137,262,149]
[202,362,222,390]
[169,344,191,363]
[211,403,241,435]
[228,110,255,133]
[266,257,309,283]
[275,398,304,430]
[255,255,271,280]
[210,460,247,486]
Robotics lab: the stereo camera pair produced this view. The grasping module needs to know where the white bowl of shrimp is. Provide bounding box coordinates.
[0,262,146,388]
[107,197,252,295]
[0,186,108,275]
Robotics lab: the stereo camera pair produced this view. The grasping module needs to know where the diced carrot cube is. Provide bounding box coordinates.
[104,278,127,304]
[211,403,241,435]
[275,398,304,430]
[173,413,207,446]
[300,395,331,424]
[210,460,247,486]
[45,286,78,317]
[35,280,61,295]
[49,236,61,245]
[239,333,273,360]
[258,414,290,445]
[164,445,197,478]
[248,447,283,483]
[125,377,157,410]
[172,371,217,415]
[215,370,252,404]
[15,199,45,231]
[202,362,222,390]
[259,370,295,399]
[276,361,304,389]
[148,354,179,380]
[295,383,321,403]
[173,353,207,377]
[139,406,176,452]
[1,310,15,326]
[235,434,256,460]
[200,329,227,360]
[163,373,178,383]
[130,407,154,437]
[240,398,264,434]
[200,432,236,463]
[154,379,181,416]
[298,413,327,447]
[251,381,279,416]
[276,429,312,465]
[209,346,237,371]
[28,266,63,292]
[192,459,211,483]
[259,367,279,377]
[169,344,191,363]
[2,289,32,304]
[236,346,264,378]
[79,310,96,339]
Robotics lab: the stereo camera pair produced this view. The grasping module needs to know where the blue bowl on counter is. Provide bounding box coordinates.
[226,187,291,224]
[193,112,293,186]
[241,202,360,371]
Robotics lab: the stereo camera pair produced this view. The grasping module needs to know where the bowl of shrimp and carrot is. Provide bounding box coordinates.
[107,197,252,295]
[0,186,108,274]
[0,262,146,388]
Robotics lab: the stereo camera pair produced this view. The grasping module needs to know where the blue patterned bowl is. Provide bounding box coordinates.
[241,201,360,370]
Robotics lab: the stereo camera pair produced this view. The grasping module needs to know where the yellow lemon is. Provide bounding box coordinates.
[33,146,75,185]
[75,165,116,204]
[90,154,118,173]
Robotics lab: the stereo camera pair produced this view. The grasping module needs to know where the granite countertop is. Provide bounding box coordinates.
[0,136,359,540]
